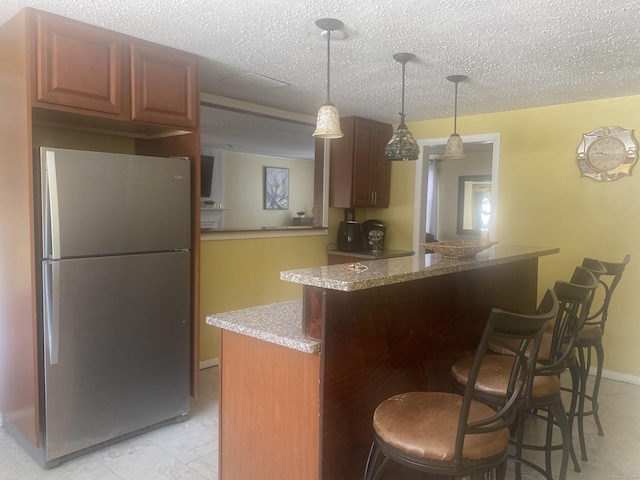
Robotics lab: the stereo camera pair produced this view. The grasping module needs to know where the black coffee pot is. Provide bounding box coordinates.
[337,221,364,252]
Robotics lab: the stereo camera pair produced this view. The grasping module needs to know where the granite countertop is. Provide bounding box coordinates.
[326,249,414,260]
[281,244,559,292]
[206,299,320,354]
[207,244,558,353]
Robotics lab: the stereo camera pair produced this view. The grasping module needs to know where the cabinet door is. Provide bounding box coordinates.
[35,13,124,116]
[351,119,392,207]
[370,124,393,207]
[351,120,375,207]
[130,43,198,130]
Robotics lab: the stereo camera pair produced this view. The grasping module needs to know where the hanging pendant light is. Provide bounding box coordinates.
[385,53,420,161]
[443,74,468,159]
[312,18,344,139]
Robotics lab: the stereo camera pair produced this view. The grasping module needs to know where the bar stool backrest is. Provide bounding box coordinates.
[539,268,598,377]
[578,255,631,334]
[454,289,559,465]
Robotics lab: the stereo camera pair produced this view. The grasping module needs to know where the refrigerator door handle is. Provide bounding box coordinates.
[43,261,60,365]
[45,150,62,259]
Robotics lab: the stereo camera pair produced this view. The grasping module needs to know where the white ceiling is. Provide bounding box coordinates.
[3,0,640,158]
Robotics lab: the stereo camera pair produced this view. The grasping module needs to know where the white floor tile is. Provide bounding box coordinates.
[97,436,206,480]
[188,451,219,480]
[0,367,219,480]
[2,366,639,480]
[145,419,217,464]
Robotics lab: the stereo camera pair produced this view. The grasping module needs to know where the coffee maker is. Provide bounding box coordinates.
[362,219,386,253]
[336,209,364,252]
[337,221,364,252]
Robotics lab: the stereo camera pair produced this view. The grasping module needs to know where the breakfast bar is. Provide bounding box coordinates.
[207,244,559,480]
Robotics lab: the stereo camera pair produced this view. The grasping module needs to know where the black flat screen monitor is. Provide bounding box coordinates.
[201,155,214,198]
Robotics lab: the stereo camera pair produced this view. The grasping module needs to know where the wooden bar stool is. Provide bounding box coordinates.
[571,255,630,462]
[451,271,597,480]
[363,290,557,480]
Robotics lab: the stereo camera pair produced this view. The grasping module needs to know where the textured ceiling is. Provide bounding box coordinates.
[2,0,639,155]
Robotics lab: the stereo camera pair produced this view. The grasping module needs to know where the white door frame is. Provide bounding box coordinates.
[412,133,501,254]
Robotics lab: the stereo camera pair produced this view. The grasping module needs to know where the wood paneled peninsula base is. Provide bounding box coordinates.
[206,244,559,480]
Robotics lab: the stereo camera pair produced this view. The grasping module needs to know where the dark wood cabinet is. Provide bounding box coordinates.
[35,12,125,116]
[32,10,197,131]
[130,42,197,129]
[329,116,393,208]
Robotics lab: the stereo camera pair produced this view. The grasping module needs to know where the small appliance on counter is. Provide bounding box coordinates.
[337,221,365,252]
[362,219,386,253]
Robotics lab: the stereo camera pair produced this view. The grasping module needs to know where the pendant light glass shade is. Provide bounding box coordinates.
[385,123,420,161]
[385,53,420,161]
[443,75,468,159]
[313,103,343,138]
[444,132,464,157]
[313,18,344,139]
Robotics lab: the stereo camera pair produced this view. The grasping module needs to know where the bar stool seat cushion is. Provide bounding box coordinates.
[451,355,560,399]
[489,331,573,363]
[578,324,603,341]
[488,334,551,358]
[372,392,510,461]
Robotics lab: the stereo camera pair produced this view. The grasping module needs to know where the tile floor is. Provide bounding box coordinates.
[0,367,219,480]
[0,367,638,479]
[508,373,640,480]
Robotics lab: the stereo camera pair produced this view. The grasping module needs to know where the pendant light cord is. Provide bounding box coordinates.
[326,29,331,103]
[400,61,406,124]
[453,81,458,134]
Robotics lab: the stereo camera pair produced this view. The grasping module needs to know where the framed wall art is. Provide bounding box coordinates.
[264,166,289,210]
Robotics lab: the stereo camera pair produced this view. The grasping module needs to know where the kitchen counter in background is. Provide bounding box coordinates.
[326,248,413,265]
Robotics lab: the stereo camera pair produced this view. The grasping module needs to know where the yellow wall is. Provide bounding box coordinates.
[32,126,135,153]
[200,94,639,379]
[199,234,329,360]
[387,95,639,378]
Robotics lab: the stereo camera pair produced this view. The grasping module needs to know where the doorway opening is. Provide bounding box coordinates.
[412,133,501,253]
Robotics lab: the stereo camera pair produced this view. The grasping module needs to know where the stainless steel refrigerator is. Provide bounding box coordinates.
[34,147,192,467]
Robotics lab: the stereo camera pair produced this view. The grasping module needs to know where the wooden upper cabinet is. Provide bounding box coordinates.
[31,10,197,132]
[35,12,124,116]
[130,43,197,130]
[330,116,393,208]
[369,121,393,207]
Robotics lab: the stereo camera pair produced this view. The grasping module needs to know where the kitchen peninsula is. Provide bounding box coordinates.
[207,244,558,480]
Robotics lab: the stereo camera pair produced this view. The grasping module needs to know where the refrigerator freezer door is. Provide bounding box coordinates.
[42,252,190,461]
[40,147,191,259]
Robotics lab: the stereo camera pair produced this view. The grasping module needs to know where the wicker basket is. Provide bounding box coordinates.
[420,240,497,259]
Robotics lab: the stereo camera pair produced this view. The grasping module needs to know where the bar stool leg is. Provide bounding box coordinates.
[577,341,605,462]
[514,410,526,480]
[577,346,590,461]
[549,399,571,480]
[545,409,554,475]
[569,368,582,472]
[567,365,580,430]
[592,342,605,436]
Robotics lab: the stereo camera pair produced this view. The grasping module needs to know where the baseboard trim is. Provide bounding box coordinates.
[196,356,640,384]
[199,358,219,369]
[596,367,640,386]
